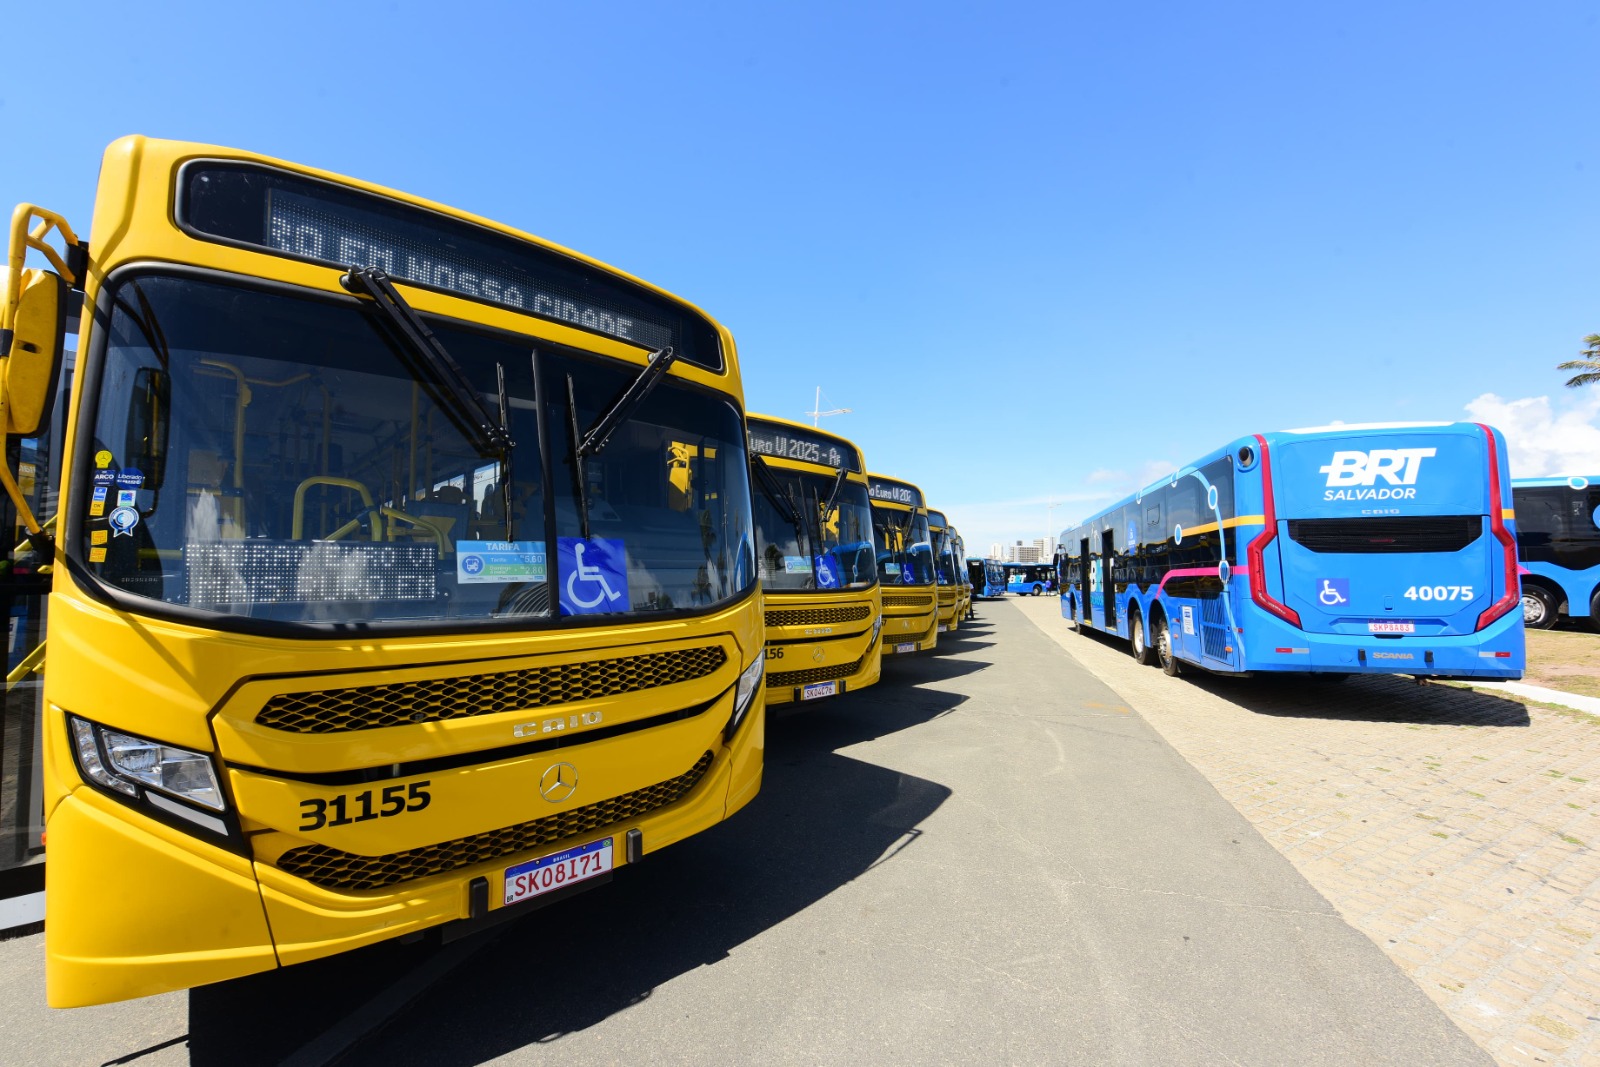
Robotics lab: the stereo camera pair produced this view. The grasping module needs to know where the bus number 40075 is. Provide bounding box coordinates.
[1402,585,1474,602]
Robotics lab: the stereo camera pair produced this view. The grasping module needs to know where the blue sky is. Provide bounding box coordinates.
[5,1,1596,553]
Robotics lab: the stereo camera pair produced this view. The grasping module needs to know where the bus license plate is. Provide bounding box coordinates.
[801,681,838,700]
[504,837,612,906]
[1368,621,1416,633]
[938,624,949,632]
[895,642,915,654]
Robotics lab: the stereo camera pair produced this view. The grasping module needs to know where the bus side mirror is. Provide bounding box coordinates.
[1,267,67,436]
[125,367,170,491]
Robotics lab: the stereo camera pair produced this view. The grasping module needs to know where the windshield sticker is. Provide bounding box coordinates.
[115,468,145,489]
[456,540,547,585]
[89,547,106,563]
[901,565,918,584]
[814,553,841,590]
[90,530,108,545]
[94,450,113,469]
[90,487,108,516]
[783,555,811,574]
[108,507,140,537]
[92,469,117,487]
[883,562,902,576]
[558,538,628,615]
[116,489,137,508]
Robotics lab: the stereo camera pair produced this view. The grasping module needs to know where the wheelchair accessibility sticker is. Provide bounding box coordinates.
[813,552,841,590]
[558,538,628,615]
[1317,578,1350,607]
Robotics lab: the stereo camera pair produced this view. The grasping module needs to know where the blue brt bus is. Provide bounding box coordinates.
[1057,422,1524,679]
[1005,563,1055,596]
[1512,476,1600,629]
[967,557,1006,597]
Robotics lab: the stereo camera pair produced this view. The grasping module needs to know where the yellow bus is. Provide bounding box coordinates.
[950,526,973,621]
[747,416,881,704]
[927,510,960,637]
[868,475,938,656]
[1,137,766,1007]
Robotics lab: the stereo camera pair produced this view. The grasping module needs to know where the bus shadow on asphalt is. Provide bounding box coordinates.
[187,690,961,1067]
[1069,626,1530,728]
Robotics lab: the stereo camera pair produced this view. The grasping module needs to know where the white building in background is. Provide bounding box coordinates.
[988,542,1005,560]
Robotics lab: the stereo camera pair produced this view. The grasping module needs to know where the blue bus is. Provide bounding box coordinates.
[1057,422,1524,679]
[967,557,1006,597]
[1511,476,1600,629]
[1005,563,1055,596]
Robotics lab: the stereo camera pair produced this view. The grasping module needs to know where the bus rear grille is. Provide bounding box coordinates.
[882,595,933,608]
[770,655,865,688]
[764,604,871,628]
[256,647,728,733]
[1286,516,1482,554]
[274,752,714,890]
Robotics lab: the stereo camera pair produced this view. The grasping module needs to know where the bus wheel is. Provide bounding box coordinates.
[1032,584,1042,596]
[1521,586,1559,630]
[1129,611,1154,666]
[1153,614,1181,676]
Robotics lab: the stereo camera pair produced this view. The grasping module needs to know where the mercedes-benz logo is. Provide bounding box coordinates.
[812,647,826,663]
[539,762,578,803]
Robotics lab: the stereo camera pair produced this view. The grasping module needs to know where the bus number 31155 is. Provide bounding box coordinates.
[299,782,432,831]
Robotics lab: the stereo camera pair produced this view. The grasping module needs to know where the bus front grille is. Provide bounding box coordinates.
[256,647,728,733]
[1285,516,1482,554]
[770,655,866,688]
[937,589,956,603]
[765,604,872,628]
[274,752,714,890]
[882,595,933,608]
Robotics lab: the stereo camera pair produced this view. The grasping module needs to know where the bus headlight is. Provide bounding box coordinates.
[69,715,226,813]
[724,656,764,740]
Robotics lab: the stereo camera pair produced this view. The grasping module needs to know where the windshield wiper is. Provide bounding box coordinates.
[341,268,514,457]
[576,346,676,459]
[564,345,677,539]
[750,455,802,532]
[818,466,849,533]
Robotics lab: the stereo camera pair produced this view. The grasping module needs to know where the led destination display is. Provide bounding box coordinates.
[178,162,723,369]
[747,421,861,472]
[868,477,922,507]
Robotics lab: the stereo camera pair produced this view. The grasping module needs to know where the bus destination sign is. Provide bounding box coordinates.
[266,190,674,352]
[747,423,860,472]
[868,478,922,507]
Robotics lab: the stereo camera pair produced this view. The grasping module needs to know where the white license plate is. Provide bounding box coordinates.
[937,624,949,632]
[801,680,838,700]
[1368,621,1416,633]
[895,642,915,653]
[504,837,612,906]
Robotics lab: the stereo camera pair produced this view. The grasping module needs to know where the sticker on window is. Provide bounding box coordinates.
[783,555,811,574]
[814,553,841,590]
[457,540,547,585]
[558,537,628,615]
[108,507,140,537]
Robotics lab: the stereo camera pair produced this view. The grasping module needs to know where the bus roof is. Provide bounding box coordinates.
[746,413,866,473]
[1513,476,1600,489]
[867,473,926,509]
[1058,420,1499,538]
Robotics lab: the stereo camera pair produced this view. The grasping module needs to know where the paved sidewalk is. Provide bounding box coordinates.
[1013,596,1600,1067]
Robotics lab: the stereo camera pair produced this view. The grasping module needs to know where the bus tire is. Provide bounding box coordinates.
[1521,585,1560,630]
[1031,584,1042,596]
[1129,609,1154,666]
[1153,613,1181,676]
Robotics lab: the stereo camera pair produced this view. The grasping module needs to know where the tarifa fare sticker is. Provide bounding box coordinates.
[95,450,113,469]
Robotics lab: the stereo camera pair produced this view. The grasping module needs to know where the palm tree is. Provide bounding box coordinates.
[1558,334,1600,387]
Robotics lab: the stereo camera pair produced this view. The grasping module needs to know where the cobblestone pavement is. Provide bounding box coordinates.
[1012,596,1600,1067]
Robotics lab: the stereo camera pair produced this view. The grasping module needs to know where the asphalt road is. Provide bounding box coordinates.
[1,598,1490,1066]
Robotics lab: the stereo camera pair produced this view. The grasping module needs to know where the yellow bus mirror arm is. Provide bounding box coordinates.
[6,639,45,689]
[5,205,84,324]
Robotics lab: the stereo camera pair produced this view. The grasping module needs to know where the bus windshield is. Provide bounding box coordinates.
[871,506,934,584]
[80,272,754,628]
[752,467,877,592]
[933,530,957,584]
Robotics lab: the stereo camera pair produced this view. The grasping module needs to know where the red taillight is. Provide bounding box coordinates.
[1474,423,1520,631]
[1246,435,1303,629]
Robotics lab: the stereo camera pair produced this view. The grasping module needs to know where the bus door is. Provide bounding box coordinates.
[1101,529,1117,629]
[1271,429,1503,637]
[1077,538,1090,622]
